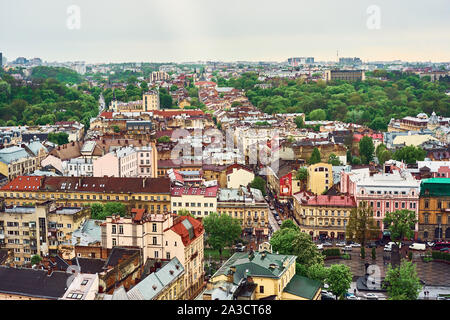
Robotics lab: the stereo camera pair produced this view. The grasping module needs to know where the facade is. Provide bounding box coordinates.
[143,91,160,111]
[307,163,333,195]
[64,158,93,177]
[226,164,255,189]
[418,178,450,241]
[324,70,365,82]
[217,187,269,237]
[0,146,39,180]
[171,185,218,217]
[206,250,321,300]
[0,200,90,265]
[293,194,356,240]
[93,146,138,178]
[101,213,204,300]
[1,176,171,212]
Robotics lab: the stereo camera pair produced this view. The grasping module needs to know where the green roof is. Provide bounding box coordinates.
[213,251,296,285]
[420,178,450,197]
[283,274,322,300]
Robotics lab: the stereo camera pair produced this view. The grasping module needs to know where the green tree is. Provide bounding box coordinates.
[294,116,304,129]
[383,210,417,246]
[309,109,327,121]
[378,149,392,165]
[393,145,426,164]
[203,212,242,260]
[359,136,375,164]
[308,147,322,165]
[280,219,298,230]
[306,263,330,286]
[48,132,69,146]
[157,135,171,143]
[112,125,120,133]
[295,167,308,182]
[31,254,42,265]
[249,176,266,196]
[270,228,323,267]
[326,264,352,300]
[384,260,422,300]
[178,209,195,218]
[346,201,380,246]
[90,203,104,219]
[372,247,376,260]
[328,154,342,166]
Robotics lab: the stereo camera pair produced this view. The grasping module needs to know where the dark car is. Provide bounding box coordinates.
[366,242,377,248]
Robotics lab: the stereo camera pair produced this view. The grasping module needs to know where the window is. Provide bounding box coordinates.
[425,200,429,209]
[119,225,123,234]
[112,238,117,246]
[112,225,116,234]
[152,223,157,232]
[154,251,159,258]
[166,252,171,259]
[260,286,264,293]
[153,237,157,245]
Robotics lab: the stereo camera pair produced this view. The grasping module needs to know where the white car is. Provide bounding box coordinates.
[351,243,361,248]
[409,243,426,251]
[277,220,282,225]
[336,242,346,247]
[343,245,353,252]
[364,293,378,300]
[346,295,361,300]
[317,244,324,250]
[384,242,402,252]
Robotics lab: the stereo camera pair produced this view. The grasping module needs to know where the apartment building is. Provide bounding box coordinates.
[0,141,47,180]
[324,69,365,82]
[217,187,269,237]
[1,176,171,212]
[293,194,356,240]
[143,91,160,111]
[418,178,450,241]
[0,200,90,265]
[136,145,158,178]
[206,249,321,300]
[171,185,218,217]
[101,212,204,299]
[93,146,138,178]
[64,158,93,177]
[307,163,334,195]
[226,164,254,189]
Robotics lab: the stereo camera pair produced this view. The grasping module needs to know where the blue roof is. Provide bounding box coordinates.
[127,257,184,300]
[0,146,30,164]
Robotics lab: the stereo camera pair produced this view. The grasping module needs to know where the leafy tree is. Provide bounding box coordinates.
[360,246,366,259]
[31,254,43,265]
[378,149,392,165]
[372,247,376,260]
[157,135,171,143]
[159,92,173,109]
[178,209,195,218]
[270,228,323,267]
[346,201,380,246]
[294,116,304,129]
[48,132,69,146]
[203,212,242,260]
[306,263,329,286]
[393,145,426,164]
[384,260,422,300]
[295,167,308,182]
[249,176,266,196]
[383,210,417,246]
[112,125,121,133]
[308,147,322,165]
[90,203,103,219]
[359,136,375,164]
[90,202,126,220]
[351,156,361,165]
[309,109,327,121]
[279,219,298,230]
[31,66,82,84]
[140,81,149,92]
[326,264,352,300]
[328,154,342,166]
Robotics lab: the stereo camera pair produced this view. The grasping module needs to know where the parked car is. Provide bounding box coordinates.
[346,294,361,300]
[351,243,361,248]
[322,242,333,247]
[343,245,353,252]
[317,244,324,250]
[366,242,377,248]
[426,241,435,247]
[336,241,346,247]
[384,242,402,252]
[409,243,426,251]
[269,205,275,210]
[321,290,335,300]
[277,220,282,226]
[364,293,378,300]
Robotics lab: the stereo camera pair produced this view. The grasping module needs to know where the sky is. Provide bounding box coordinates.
[1,0,449,64]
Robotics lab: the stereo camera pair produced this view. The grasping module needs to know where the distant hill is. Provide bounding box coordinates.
[31,66,82,84]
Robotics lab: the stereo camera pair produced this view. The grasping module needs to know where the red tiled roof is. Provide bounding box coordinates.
[131,208,146,222]
[353,133,384,142]
[305,195,356,207]
[152,110,204,117]
[226,163,253,175]
[171,185,218,197]
[169,216,204,247]
[2,176,171,194]
[100,112,114,119]
[1,176,43,191]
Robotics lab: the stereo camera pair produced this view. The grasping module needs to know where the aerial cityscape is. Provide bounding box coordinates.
[0,0,449,306]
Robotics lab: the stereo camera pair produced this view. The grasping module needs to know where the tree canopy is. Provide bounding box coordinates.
[384,260,422,300]
[308,147,322,165]
[90,202,127,220]
[326,264,353,300]
[249,176,266,196]
[393,145,427,164]
[346,201,380,246]
[203,212,242,258]
[383,209,417,245]
[359,136,375,164]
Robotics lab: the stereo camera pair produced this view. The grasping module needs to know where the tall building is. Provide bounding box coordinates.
[143,91,160,111]
[324,69,365,82]
[150,71,170,82]
[339,57,362,65]
[287,57,314,66]
[307,163,334,195]
[418,178,450,241]
[0,52,3,67]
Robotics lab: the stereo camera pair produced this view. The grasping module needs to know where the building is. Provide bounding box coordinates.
[60,273,99,300]
[388,112,450,133]
[0,145,43,180]
[143,91,160,111]
[0,200,90,264]
[93,146,138,178]
[205,249,321,300]
[64,158,93,177]
[171,185,218,217]
[0,176,171,212]
[101,212,204,299]
[418,178,450,241]
[217,187,269,237]
[307,163,333,195]
[324,70,365,82]
[341,167,420,238]
[0,266,72,300]
[150,71,170,83]
[226,164,255,189]
[126,257,185,300]
[293,194,356,240]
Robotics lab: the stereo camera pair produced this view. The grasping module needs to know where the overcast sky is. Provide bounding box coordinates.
[1,0,449,63]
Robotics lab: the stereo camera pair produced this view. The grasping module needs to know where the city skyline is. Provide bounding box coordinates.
[1,0,449,64]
